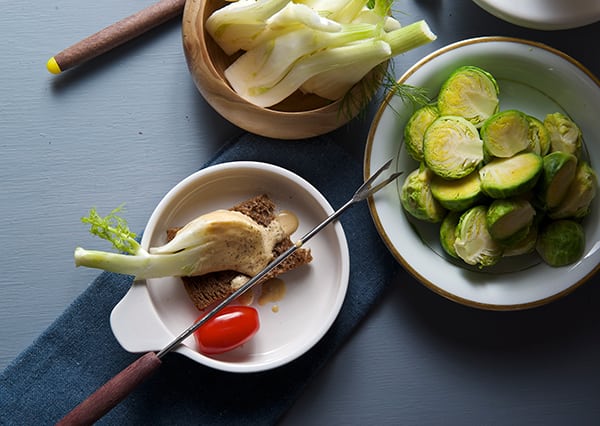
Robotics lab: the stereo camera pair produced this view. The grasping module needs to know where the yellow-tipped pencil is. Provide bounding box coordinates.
[47,0,186,74]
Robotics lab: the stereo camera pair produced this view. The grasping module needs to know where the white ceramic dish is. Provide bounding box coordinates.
[472,0,600,30]
[110,161,349,372]
[365,37,600,310]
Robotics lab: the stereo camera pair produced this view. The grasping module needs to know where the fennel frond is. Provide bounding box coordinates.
[81,205,140,255]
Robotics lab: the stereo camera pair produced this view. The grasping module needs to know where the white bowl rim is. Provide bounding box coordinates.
[364,36,600,311]
[472,0,600,30]
[111,161,350,372]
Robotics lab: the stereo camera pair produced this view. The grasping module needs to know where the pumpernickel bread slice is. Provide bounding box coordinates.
[167,194,312,311]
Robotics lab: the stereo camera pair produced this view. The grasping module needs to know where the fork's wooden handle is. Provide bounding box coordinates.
[56,352,162,425]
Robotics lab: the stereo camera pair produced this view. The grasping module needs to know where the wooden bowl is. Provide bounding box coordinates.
[181,0,381,140]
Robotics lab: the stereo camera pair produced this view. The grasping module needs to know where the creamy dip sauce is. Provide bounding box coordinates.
[277,210,299,235]
[258,278,286,307]
[231,276,287,310]
[149,209,299,277]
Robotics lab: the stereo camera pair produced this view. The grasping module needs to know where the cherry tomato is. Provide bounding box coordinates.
[194,306,260,355]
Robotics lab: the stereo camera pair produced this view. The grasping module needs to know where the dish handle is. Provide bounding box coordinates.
[110,280,173,352]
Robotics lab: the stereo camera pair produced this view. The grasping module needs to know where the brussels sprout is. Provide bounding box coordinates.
[549,161,598,219]
[544,112,582,157]
[439,211,461,259]
[400,164,447,223]
[423,116,484,179]
[430,171,482,211]
[479,152,543,199]
[454,205,503,267]
[481,109,530,158]
[404,104,440,162]
[486,198,536,245]
[536,220,585,266]
[502,223,538,257]
[538,151,578,210]
[527,115,551,156]
[437,65,499,128]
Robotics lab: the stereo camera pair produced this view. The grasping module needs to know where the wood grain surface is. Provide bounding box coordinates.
[181,0,381,139]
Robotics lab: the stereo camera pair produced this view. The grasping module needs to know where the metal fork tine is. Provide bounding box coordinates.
[352,158,393,199]
[367,158,393,184]
[157,157,403,362]
[358,171,403,200]
[353,159,401,201]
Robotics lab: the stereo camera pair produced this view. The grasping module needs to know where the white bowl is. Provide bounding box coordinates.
[365,37,600,310]
[110,161,349,372]
[472,0,600,30]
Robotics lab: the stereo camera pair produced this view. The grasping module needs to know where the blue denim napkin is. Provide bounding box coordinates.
[0,133,398,425]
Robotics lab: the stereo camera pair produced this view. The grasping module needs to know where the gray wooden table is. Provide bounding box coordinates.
[2,1,599,424]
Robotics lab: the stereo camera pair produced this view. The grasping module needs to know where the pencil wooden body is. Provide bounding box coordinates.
[54,0,186,72]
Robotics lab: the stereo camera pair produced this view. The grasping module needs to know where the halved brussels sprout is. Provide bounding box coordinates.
[481,109,530,158]
[544,112,582,157]
[538,151,578,210]
[437,65,499,128]
[486,198,536,245]
[536,219,585,266]
[454,205,503,267]
[423,116,484,179]
[479,152,543,199]
[439,211,461,259]
[527,115,551,156]
[502,223,538,257]
[404,104,440,162]
[400,164,447,223]
[549,161,597,219]
[430,170,482,211]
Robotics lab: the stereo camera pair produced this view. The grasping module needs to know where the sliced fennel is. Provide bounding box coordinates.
[205,0,290,55]
[296,0,369,21]
[234,39,392,107]
[266,2,342,31]
[206,0,436,107]
[299,56,381,101]
[301,21,436,100]
[328,0,370,23]
[383,20,436,56]
[74,207,287,280]
[226,23,378,97]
